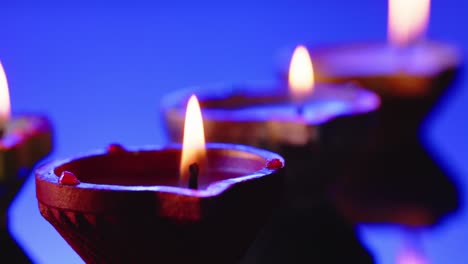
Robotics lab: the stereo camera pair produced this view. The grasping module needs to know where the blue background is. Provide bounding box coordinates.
[1,0,466,263]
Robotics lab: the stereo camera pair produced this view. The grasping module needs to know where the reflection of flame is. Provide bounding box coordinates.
[180,95,206,182]
[0,61,11,127]
[388,0,430,46]
[288,45,314,101]
[396,246,429,264]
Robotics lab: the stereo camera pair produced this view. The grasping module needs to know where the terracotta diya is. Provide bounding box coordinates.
[36,96,285,264]
[1,114,53,262]
[274,0,461,226]
[162,46,381,217]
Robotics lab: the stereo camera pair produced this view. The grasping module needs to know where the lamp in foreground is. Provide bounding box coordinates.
[36,95,284,263]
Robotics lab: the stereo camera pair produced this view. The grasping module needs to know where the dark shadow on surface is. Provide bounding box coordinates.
[241,202,375,264]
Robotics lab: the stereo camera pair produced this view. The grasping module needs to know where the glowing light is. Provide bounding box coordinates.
[396,247,429,264]
[288,45,315,102]
[180,95,206,183]
[388,0,430,46]
[0,61,11,129]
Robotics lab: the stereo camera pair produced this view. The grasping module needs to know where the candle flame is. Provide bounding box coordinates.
[180,95,206,183]
[0,61,11,129]
[388,0,430,46]
[288,45,315,101]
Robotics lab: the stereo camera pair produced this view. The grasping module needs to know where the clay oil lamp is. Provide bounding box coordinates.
[0,62,53,262]
[161,46,380,215]
[274,0,462,226]
[35,95,284,263]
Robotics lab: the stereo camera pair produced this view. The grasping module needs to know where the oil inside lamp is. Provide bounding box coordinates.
[388,0,430,47]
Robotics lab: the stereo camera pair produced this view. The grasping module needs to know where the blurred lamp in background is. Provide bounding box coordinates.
[0,61,53,262]
[280,0,462,227]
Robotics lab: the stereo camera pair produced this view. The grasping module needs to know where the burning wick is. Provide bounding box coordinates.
[188,163,199,190]
[180,94,206,189]
[388,0,430,47]
[289,45,314,117]
[0,61,12,137]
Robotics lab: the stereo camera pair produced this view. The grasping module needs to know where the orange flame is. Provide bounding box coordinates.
[288,45,315,102]
[388,0,430,46]
[0,61,11,128]
[180,95,206,183]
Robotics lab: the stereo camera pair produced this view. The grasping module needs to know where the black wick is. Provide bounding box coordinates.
[188,163,199,190]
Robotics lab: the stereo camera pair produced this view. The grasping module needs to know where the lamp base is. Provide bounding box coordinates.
[0,229,32,263]
[1,172,33,264]
[1,115,53,262]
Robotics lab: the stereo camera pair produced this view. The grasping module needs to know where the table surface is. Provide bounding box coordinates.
[1,0,467,263]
